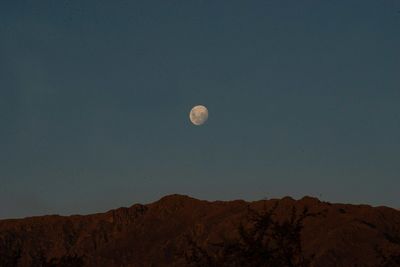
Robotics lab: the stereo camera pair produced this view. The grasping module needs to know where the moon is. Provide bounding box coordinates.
[189,105,209,126]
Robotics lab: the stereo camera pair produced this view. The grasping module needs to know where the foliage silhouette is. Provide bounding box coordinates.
[185,203,316,267]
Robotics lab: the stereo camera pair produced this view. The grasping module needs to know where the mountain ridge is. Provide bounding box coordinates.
[1,194,400,267]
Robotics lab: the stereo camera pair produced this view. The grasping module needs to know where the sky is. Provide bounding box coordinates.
[0,0,399,218]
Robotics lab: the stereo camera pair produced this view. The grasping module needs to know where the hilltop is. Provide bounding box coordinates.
[1,194,400,266]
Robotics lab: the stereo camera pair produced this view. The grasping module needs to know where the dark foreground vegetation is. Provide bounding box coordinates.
[185,204,314,267]
[184,205,400,267]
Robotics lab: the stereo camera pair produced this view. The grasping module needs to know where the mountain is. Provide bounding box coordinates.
[1,194,400,267]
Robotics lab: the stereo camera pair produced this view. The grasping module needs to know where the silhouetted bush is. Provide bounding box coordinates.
[185,203,316,267]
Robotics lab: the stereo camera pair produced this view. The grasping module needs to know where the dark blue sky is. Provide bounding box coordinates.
[1,1,399,218]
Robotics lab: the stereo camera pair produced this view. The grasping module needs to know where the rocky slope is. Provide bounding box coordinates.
[1,194,400,267]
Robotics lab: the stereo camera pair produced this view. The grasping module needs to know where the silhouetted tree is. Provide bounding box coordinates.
[185,203,316,267]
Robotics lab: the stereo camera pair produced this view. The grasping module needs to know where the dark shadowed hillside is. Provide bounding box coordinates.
[1,195,400,267]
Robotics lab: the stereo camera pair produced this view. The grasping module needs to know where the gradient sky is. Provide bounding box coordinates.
[1,1,399,218]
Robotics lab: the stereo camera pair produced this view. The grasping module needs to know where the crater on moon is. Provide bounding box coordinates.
[189,105,208,126]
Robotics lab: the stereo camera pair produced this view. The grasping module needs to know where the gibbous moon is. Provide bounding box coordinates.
[189,105,208,126]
